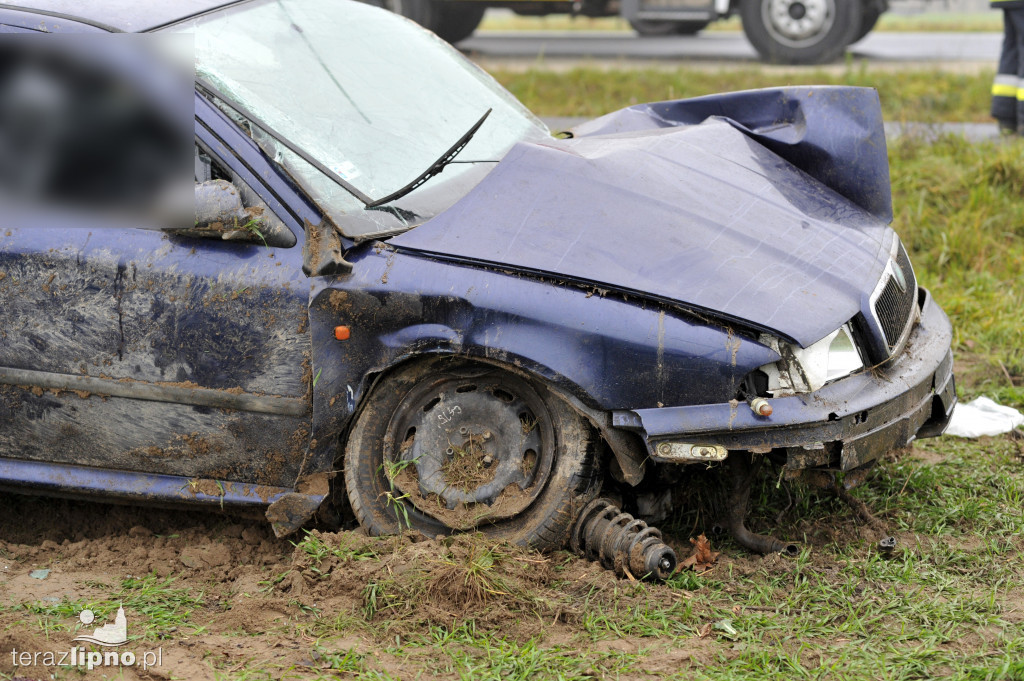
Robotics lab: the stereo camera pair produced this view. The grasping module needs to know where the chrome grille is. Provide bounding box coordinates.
[873,241,917,350]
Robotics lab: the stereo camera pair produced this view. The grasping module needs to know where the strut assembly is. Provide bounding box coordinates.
[571,498,677,581]
[571,451,798,581]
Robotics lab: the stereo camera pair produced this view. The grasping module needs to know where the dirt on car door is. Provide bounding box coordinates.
[0,205,311,488]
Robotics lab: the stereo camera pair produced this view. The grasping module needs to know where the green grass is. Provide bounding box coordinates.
[417,623,644,680]
[293,530,380,568]
[611,437,1024,681]
[874,13,1003,33]
[492,64,994,122]
[890,135,1024,381]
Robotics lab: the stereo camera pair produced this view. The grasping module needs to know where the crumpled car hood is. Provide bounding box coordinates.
[391,87,893,348]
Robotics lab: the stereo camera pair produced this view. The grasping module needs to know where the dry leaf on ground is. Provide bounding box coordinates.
[678,533,720,571]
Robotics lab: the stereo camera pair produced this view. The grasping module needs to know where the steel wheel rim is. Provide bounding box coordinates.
[384,369,556,530]
[762,0,834,47]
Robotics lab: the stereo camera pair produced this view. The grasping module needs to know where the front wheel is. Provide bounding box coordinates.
[740,0,862,64]
[344,359,601,550]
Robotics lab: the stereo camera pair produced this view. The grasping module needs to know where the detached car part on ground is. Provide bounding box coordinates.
[0,0,954,579]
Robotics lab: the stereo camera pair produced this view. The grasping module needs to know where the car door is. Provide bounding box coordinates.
[0,109,312,489]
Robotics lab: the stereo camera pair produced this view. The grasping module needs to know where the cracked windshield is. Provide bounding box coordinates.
[174,0,548,237]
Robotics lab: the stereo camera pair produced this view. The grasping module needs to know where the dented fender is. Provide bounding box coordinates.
[303,243,781,484]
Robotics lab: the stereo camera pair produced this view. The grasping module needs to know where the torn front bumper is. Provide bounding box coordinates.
[612,288,956,473]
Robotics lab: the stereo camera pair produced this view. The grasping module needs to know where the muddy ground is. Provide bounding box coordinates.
[2,438,1015,675]
[0,472,896,681]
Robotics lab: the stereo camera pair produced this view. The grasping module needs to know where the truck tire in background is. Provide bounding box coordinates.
[740,0,863,64]
[367,0,437,27]
[434,3,487,42]
[852,0,884,43]
[629,19,711,36]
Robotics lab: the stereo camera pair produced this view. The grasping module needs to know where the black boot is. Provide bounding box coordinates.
[997,118,1018,136]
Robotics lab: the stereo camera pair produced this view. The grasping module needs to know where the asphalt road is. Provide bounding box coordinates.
[461,30,1002,64]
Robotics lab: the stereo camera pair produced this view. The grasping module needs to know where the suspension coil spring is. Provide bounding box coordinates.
[570,498,677,581]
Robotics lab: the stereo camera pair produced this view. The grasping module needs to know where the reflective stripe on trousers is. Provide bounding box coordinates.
[991,74,1023,98]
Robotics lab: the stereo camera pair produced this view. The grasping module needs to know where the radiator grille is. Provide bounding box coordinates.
[873,242,917,351]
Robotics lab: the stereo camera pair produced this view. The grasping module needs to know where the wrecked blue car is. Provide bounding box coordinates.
[0,0,954,576]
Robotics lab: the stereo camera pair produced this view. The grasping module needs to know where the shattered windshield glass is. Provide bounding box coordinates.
[170,0,549,238]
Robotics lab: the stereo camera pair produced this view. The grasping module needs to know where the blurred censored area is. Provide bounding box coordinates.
[0,34,193,228]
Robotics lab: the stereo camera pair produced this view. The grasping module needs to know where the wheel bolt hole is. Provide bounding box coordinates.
[445,447,454,457]
[459,426,469,435]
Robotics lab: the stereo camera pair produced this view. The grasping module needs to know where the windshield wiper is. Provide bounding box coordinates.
[366,108,492,208]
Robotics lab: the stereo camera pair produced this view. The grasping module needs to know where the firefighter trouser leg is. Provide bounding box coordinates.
[992,9,1024,130]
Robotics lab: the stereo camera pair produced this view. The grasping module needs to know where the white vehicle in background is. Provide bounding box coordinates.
[370,0,888,64]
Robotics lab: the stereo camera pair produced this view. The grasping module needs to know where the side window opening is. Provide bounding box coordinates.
[170,141,296,248]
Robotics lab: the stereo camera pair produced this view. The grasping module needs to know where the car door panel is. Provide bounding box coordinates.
[0,175,312,488]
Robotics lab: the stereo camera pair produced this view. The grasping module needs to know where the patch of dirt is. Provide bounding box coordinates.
[952,351,1021,394]
[0,492,741,680]
[906,445,946,465]
[325,289,350,314]
[1002,586,1024,624]
[304,219,321,274]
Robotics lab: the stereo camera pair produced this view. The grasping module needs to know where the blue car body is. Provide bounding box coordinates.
[0,0,955,538]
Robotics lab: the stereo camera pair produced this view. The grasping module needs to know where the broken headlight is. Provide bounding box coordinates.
[758,325,864,396]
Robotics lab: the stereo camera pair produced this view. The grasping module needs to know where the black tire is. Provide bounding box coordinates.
[369,0,436,29]
[852,3,882,43]
[740,0,863,64]
[433,5,486,43]
[629,19,710,36]
[675,20,711,35]
[344,359,601,551]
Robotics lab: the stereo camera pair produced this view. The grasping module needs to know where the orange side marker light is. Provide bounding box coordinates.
[334,325,351,341]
